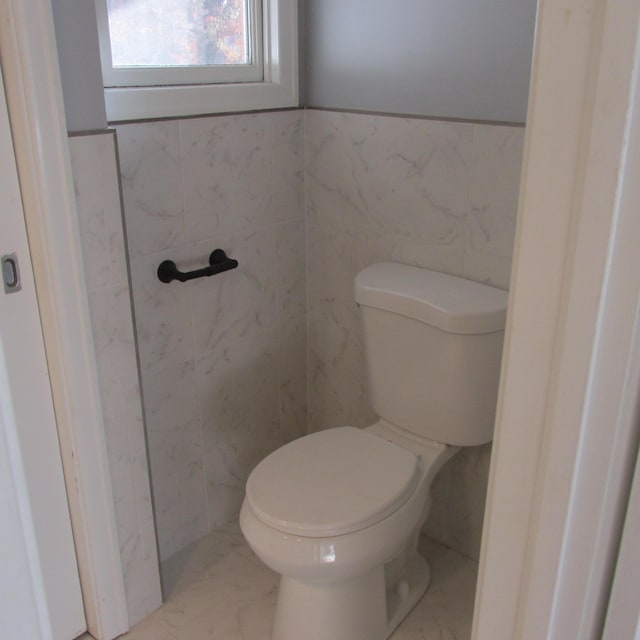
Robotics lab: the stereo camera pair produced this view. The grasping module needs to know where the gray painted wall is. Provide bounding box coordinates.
[305,0,537,123]
[51,0,107,132]
[50,0,536,129]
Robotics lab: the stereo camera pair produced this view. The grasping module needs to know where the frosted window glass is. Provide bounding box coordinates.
[106,0,249,68]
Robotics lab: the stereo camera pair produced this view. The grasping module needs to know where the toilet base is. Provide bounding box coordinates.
[386,553,431,637]
[271,555,431,640]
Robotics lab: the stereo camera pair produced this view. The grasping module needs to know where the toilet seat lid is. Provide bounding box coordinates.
[245,426,419,537]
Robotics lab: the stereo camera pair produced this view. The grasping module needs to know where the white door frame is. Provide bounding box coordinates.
[0,1,129,638]
[0,62,85,640]
[474,0,640,638]
[603,444,640,638]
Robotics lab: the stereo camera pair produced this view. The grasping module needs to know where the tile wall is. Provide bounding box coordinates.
[69,131,162,625]
[115,110,307,562]
[70,107,524,602]
[305,109,525,559]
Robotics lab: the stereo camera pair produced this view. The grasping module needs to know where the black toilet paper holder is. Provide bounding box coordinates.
[157,249,239,284]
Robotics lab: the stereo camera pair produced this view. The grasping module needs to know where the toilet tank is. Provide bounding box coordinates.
[355,263,508,447]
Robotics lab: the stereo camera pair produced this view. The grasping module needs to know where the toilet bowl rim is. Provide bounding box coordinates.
[246,425,424,538]
[239,438,458,583]
[243,421,457,540]
[239,477,430,582]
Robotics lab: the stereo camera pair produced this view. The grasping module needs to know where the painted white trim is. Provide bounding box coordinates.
[96,0,264,87]
[601,43,640,638]
[0,1,129,638]
[101,0,298,121]
[473,0,640,638]
[522,9,640,636]
[603,448,640,639]
[0,63,85,640]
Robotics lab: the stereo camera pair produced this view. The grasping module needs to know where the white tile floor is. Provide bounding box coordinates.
[116,524,477,640]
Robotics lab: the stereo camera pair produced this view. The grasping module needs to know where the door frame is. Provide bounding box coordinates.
[0,1,129,638]
[0,61,86,640]
[473,0,640,638]
[603,443,640,638]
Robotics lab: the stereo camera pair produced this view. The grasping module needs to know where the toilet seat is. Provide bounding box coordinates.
[245,427,419,537]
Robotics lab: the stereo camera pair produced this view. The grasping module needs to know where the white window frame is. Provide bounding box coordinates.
[98,0,264,87]
[95,0,298,122]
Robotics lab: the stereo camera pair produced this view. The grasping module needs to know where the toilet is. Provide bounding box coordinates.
[240,262,508,640]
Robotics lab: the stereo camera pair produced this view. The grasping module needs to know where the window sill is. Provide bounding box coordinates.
[104,78,298,122]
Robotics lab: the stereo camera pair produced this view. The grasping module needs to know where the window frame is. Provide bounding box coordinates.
[95,0,298,122]
[98,0,264,88]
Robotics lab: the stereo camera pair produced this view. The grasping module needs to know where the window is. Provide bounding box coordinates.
[95,0,298,121]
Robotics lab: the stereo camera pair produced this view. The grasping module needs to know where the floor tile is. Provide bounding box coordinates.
[119,524,477,640]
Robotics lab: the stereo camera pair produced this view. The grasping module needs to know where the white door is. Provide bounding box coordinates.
[0,65,86,639]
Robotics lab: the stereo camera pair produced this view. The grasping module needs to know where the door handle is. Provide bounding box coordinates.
[2,253,22,293]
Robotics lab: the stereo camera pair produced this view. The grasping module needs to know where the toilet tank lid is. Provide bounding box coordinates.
[355,263,508,334]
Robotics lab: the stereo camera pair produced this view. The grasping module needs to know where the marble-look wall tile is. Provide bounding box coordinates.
[71,136,129,291]
[425,444,493,560]
[304,109,525,559]
[128,247,194,374]
[272,110,305,222]
[180,114,273,241]
[69,132,162,625]
[277,318,308,443]
[275,219,307,322]
[189,229,277,354]
[197,330,280,527]
[143,360,207,560]
[117,121,185,258]
[120,516,163,626]
[305,111,472,248]
[116,109,307,563]
[307,322,375,431]
[445,444,493,558]
[465,124,525,289]
[87,285,147,514]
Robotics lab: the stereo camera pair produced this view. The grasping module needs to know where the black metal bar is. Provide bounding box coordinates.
[157,249,239,284]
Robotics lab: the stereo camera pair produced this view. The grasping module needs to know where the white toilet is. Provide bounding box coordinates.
[240,262,508,640]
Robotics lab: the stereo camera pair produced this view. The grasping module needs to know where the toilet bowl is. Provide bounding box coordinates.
[240,263,508,640]
[240,421,458,640]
